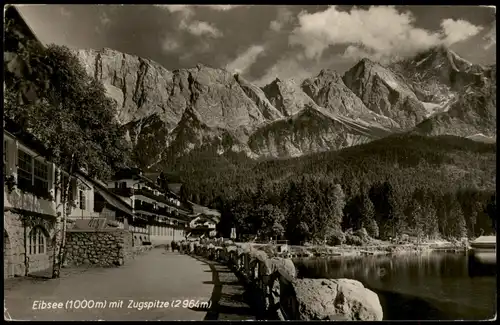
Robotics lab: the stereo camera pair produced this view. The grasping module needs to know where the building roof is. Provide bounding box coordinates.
[68,218,108,231]
[4,5,44,49]
[189,202,221,220]
[167,183,183,195]
[190,213,220,225]
[4,118,52,159]
[114,168,193,213]
[143,172,161,181]
[76,171,134,216]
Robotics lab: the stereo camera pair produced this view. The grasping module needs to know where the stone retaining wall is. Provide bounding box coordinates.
[179,241,383,321]
[64,229,133,267]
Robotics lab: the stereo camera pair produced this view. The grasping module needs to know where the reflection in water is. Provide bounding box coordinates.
[294,252,496,320]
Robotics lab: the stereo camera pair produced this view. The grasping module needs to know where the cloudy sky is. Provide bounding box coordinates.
[16,5,496,86]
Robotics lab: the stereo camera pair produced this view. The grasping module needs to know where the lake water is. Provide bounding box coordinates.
[293,251,497,320]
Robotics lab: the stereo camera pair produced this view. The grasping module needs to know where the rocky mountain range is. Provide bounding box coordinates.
[74,46,496,168]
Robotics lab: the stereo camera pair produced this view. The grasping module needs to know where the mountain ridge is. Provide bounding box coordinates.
[73,45,496,169]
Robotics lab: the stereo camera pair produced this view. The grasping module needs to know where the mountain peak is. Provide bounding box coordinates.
[359,57,377,66]
[68,44,494,165]
[318,68,342,79]
[429,44,450,55]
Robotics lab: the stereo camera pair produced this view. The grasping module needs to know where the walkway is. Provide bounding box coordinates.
[192,255,257,321]
[4,249,215,321]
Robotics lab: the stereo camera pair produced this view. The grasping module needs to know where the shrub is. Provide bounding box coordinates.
[327,229,346,246]
[345,234,364,246]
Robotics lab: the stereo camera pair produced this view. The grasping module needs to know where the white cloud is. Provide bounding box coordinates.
[162,38,180,52]
[195,41,212,54]
[289,5,484,62]
[441,18,483,45]
[483,23,496,49]
[270,7,294,32]
[156,5,193,15]
[157,5,222,38]
[253,51,356,86]
[100,12,111,27]
[180,20,223,38]
[225,45,266,74]
[156,4,242,13]
[253,52,328,86]
[205,5,240,11]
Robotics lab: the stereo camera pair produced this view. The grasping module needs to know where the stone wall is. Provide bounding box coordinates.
[64,229,133,267]
[179,241,383,321]
[4,210,56,278]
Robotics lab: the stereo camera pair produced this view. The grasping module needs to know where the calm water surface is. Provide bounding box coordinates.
[294,252,496,320]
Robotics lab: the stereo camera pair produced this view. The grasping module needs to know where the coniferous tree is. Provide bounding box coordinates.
[485,193,496,233]
[359,192,378,238]
[331,184,346,229]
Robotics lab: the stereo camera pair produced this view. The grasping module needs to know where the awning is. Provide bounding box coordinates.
[94,186,133,216]
[76,171,134,217]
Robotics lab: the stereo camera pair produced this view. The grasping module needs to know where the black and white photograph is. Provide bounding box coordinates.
[3,4,497,321]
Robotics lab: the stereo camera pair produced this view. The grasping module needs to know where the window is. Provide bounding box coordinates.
[34,159,49,192]
[17,150,33,190]
[115,182,118,188]
[120,182,127,188]
[78,186,86,210]
[28,227,47,255]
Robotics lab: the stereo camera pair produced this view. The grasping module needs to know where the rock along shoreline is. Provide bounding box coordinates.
[178,240,384,321]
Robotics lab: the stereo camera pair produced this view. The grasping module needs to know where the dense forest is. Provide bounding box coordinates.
[157,134,496,244]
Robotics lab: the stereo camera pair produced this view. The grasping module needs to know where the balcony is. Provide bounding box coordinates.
[109,187,134,197]
[134,200,183,220]
[4,181,57,217]
[135,188,184,210]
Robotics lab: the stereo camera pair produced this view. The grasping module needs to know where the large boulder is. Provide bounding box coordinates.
[263,257,296,280]
[250,249,269,263]
[291,278,383,321]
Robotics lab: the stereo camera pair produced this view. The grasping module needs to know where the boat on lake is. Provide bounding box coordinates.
[470,235,496,250]
[468,236,496,277]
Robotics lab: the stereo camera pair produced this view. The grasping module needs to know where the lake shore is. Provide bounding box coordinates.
[284,240,469,258]
[196,238,470,259]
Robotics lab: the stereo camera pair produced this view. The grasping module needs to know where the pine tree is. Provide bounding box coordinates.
[331,184,346,228]
[360,192,376,232]
[485,193,496,233]
[421,190,439,239]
